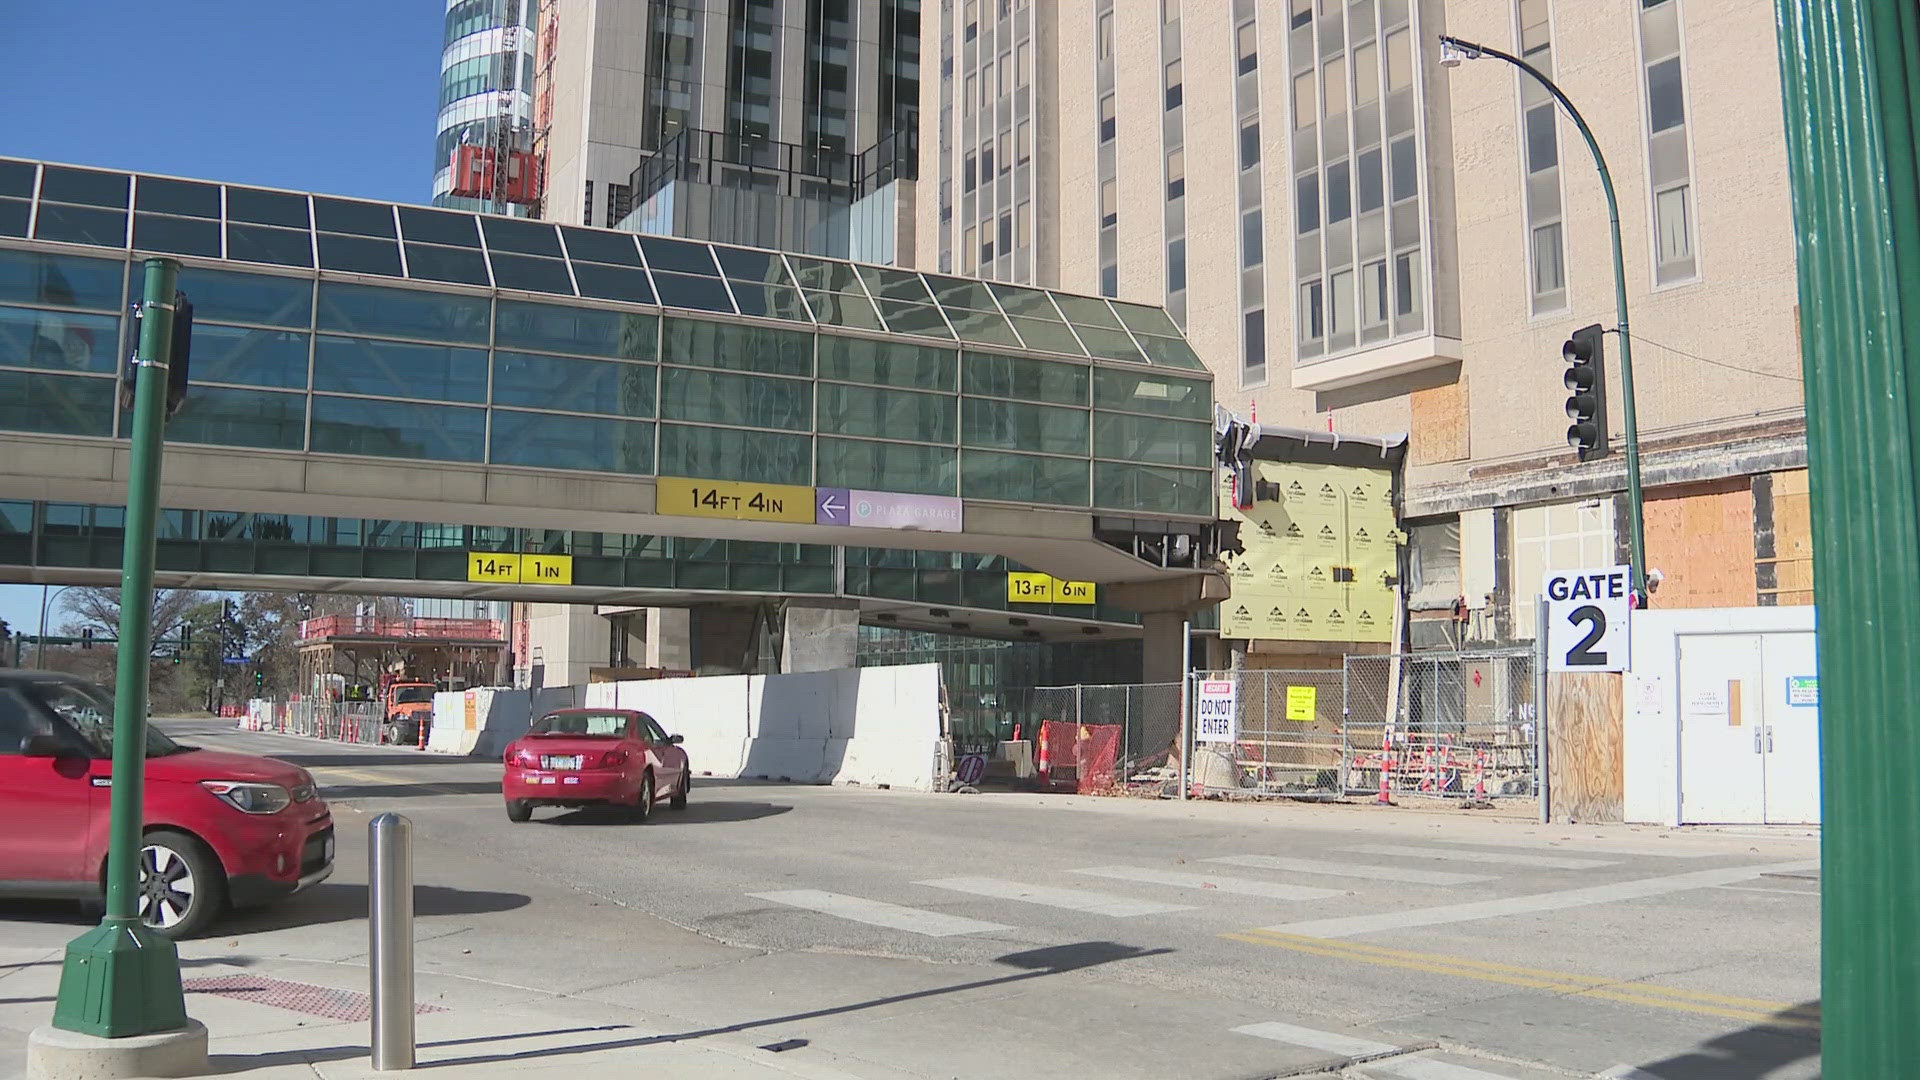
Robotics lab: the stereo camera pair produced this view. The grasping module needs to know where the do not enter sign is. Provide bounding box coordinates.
[1543,565,1631,672]
[1196,680,1237,743]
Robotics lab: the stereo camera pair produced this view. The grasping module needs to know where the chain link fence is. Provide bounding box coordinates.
[1342,649,1538,801]
[1025,682,1183,794]
[247,699,384,745]
[1190,669,1348,798]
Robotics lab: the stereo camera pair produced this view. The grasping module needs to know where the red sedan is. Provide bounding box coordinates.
[502,708,690,823]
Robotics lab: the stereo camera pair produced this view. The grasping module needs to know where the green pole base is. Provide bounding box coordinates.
[50,918,189,1038]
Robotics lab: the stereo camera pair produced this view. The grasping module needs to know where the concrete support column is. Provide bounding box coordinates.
[1140,611,1187,686]
[780,601,860,673]
[645,607,691,670]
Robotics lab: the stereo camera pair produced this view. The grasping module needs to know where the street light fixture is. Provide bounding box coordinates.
[1437,33,1651,607]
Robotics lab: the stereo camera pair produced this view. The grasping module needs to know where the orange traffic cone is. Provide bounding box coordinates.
[1037,725,1052,787]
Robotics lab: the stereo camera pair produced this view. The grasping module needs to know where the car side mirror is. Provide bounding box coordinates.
[19,733,67,758]
[669,734,684,745]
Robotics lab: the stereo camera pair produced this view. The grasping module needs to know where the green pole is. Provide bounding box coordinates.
[51,258,189,1038]
[1777,2,1920,1070]
[1438,36,1650,604]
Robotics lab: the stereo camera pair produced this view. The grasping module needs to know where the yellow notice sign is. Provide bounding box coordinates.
[1007,573,1097,605]
[656,476,816,523]
[467,552,575,585]
[1285,685,1318,722]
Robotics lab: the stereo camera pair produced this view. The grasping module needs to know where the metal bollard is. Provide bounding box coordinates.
[369,813,415,1070]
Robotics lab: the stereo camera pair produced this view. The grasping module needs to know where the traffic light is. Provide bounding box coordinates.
[81,628,94,650]
[1562,323,1608,461]
[180,623,192,651]
[254,669,264,689]
[170,650,181,665]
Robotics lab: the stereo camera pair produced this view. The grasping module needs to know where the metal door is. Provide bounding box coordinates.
[1760,631,1822,824]
[1677,634,1766,824]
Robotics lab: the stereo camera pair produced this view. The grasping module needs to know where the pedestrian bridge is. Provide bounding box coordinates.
[0,157,1227,604]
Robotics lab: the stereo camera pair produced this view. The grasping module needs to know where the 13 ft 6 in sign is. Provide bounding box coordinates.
[1543,565,1631,672]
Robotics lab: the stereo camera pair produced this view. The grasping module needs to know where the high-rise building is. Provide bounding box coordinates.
[916,0,1812,655]
[534,0,921,258]
[433,0,540,215]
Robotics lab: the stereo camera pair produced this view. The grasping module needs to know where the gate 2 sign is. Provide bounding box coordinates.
[1195,680,1238,743]
[1543,565,1632,672]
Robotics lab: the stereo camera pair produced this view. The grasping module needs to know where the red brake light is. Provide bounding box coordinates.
[598,750,628,768]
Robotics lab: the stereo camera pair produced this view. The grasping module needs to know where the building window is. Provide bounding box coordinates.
[1525,104,1558,173]
[1394,249,1422,316]
[1017,120,1031,164]
[1168,238,1186,292]
[1647,57,1686,132]
[1242,208,1263,267]
[1017,43,1030,86]
[1640,0,1697,282]
[1532,222,1566,293]
[1100,179,1118,227]
[999,212,1014,253]
[982,235,995,264]
[1240,118,1260,170]
[1298,281,1323,341]
[1099,12,1114,58]
[1330,268,1354,335]
[1389,135,1417,202]
[1244,308,1267,376]
[1386,29,1412,90]
[963,225,977,272]
[965,74,977,114]
[998,131,1011,173]
[1290,0,1311,29]
[1327,158,1351,224]
[1165,60,1183,110]
[1101,262,1118,296]
[1296,172,1319,234]
[1362,259,1388,327]
[1655,185,1692,263]
[1357,147,1383,212]
[1167,147,1185,199]
[1323,55,1348,118]
[1100,94,1116,141]
[981,143,994,178]
[964,151,976,192]
[965,0,977,39]
[981,62,993,104]
[1237,21,1258,75]
[1354,41,1379,106]
[1293,70,1316,129]
[999,53,1012,96]
[1017,201,1032,248]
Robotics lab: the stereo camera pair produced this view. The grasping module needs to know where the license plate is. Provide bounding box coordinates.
[322,836,335,864]
[542,755,583,770]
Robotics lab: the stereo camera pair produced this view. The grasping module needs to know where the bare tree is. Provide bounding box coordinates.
[58,586,207,644]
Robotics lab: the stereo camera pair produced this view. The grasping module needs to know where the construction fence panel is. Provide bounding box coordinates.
[1189,670,1347,798]
[1026,683,1182,793]
[253,698,384,746]
[1341,650,1538,802]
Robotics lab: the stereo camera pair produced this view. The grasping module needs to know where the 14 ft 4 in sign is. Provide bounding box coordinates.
[1543,565,1631,672]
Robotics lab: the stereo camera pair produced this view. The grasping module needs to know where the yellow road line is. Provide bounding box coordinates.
[1222,930,1819,1029]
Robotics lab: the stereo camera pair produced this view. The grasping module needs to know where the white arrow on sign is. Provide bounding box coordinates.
[819,492,845,516]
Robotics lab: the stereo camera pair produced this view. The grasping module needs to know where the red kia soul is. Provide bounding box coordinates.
[0,670,334,938]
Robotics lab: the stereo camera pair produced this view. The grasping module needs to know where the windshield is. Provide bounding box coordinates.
[528,712,631,738]
[392,686,436,704]
[27,680,183,758]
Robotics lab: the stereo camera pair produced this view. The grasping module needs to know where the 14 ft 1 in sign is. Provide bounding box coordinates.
[1543,565,1631,672]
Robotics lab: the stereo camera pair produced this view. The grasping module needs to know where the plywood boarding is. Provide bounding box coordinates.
[1547,671,1624,824]
[1767,468,1816,604]
[1409,378,1469,465]
[1645,481,1757,608]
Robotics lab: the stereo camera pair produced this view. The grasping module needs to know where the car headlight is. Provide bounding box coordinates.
[202,781,293,815]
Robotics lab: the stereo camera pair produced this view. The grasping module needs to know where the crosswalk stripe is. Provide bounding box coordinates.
[746,890,1011,937]
[1430,837,1719,859]
[1070,866,1344,900]
[1205,854,1495,886]
[1231,1021,1396,1057]
[915,876,1195,916]
[1342,843,1616,870]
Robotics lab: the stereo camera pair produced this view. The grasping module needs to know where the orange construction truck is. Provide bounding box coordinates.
[381,680,439,747]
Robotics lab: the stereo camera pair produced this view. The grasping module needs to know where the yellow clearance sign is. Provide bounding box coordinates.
[466,553,575,585]
[1007,572,1097,605]
[656,477,817,524]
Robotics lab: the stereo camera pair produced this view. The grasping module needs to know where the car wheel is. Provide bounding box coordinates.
[631,773,655,824]
[670,772,689,810]
[506,799,533,823]
[138,830,224,939]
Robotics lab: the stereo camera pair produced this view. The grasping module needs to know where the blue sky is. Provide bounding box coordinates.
[2,1,445,644]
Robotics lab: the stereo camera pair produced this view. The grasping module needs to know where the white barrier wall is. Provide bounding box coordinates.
[435,664,942,791]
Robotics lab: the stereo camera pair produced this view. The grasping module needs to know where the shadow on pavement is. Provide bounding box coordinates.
[204,1025,637,1075]
[215,882,530,935]
[1624,1001,1820,1079]
[536,801,793,827]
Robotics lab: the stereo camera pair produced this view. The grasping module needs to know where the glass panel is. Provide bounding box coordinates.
[570,262,656,304]
[961,397,1088,455]
[943,306,1021,346]
[225,187,311,228]
[639,236,720,275]
[316,281,490,343]
[312,197,397,237]
[712,246,795,286]
[1357,148,1384,213]
[399,207,482,247]
[659,367,811,430]
[1108,301,1180,337]
[1656,184,1693,269]
[1327,160,1352,224]
[651,271,737,313]
[488,253,576,295]
[0,250,125,311]
[1049,293,1122,329]
[40,167,129,209]
[497,299,656,359]
[0,198,27,238]
[857,265,935,302]
[560,227,643,265]
[188,325,309,388]
[1134,333,1206,370]
[0,306,119,373]
[310,396,485,462]
[817,383,957,442]
[963,350,1089,402]
[492,352,656,417]
[33,204,127,247]
[988,282,1064,319]
[961,449,1088,506]
[784,256,864,292]
[657,423,810,485]
[1526,103,1558,173]
[1092,412,1211,467]
[225,224,314,268]
[490,411,655,474]
[134,178,220,218]
[132,213,222,257]
[1532,223,1566,294]
[480,216,564,257]
[163,386,305,450]
[315,232,403,276]
[0,371,114,437]
[816,438,958,496]
[1094,369,1210,419]
[1075,326,1148,364]
[314,335,490,402]
[661,318,811,376]
[922,274,998,311]
[817,335,955,389]
[1647,57,1685,132]
[0,159,37,198]
[876,299,955,338]
[1390,135,1418,202]
[178,266,313,327]
[1006,316,1085,355]
[404,242,491,286]
[803,289,883,329]
[1092,461,1211,515]
[730,282,808,320]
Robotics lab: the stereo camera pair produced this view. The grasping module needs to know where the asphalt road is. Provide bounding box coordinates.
[3,720,1822,1080]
